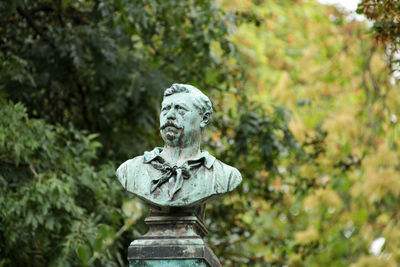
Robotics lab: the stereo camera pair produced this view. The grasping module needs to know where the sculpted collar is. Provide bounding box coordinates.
[143,147,216,200]
[143,147,216,169]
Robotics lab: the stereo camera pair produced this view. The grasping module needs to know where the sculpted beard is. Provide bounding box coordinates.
[160,120,184,143]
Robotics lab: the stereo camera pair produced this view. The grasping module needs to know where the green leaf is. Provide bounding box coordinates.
[76,245,92,264]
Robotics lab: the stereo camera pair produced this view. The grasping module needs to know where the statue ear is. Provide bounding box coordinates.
[200,112,211,128]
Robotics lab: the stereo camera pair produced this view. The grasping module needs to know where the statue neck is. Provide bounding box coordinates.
[160,142,201,167]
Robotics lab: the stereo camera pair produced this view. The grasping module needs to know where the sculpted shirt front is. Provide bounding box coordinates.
[116,147,242,207]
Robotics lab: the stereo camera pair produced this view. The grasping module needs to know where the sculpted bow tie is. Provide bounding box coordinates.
[149,159,204,200]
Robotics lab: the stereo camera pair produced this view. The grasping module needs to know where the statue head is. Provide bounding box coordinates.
[160,84,213,148]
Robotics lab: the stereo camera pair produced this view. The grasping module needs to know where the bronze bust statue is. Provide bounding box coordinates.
[116,84,241,209]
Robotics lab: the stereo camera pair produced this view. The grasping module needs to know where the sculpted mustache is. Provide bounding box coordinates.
[160,121,182,130]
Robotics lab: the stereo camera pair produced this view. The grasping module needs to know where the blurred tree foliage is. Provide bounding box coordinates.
[207,0,400,266]
[0,0,234,162]
[357,1,400,73]
[357,0,400,46]
[1,0,400,266]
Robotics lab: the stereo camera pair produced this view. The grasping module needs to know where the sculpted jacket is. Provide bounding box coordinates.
[116,147,242,208]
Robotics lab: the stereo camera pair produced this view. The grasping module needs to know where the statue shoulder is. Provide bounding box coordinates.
[116,156,145,189]
[213,159,242,193]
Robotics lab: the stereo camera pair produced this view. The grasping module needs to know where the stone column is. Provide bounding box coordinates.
[128,211,221,267]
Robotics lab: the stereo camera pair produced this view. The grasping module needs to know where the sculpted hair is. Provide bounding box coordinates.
[164,84,213,120]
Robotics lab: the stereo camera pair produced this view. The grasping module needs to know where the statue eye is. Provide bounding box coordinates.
[161,106,170,112]
[176,105,187,111]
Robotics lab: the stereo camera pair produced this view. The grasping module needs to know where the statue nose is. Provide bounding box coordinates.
[166,109,176,119]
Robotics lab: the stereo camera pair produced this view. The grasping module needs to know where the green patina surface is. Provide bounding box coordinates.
[120,84,233,267]
[129,259,209,267]
[116,84,242,208]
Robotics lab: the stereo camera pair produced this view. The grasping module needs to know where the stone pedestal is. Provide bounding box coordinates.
[128,212,221,267]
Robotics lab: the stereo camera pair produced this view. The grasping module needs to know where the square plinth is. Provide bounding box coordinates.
[127,214,221,267]
[129,259,209,267]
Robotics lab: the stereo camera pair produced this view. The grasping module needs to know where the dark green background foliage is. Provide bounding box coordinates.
[2,0,399,266]
[0,0,233,161]
[0,102,123,266]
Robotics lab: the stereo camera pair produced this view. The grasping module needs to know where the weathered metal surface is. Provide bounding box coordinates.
[129,259,209,267]
[128,213,221,267]
[116,84,241,266]
[116,84,242,208]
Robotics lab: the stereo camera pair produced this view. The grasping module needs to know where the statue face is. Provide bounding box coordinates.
[160,93,203,147]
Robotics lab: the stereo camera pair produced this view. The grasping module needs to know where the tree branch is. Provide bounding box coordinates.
[76,82,92,131]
